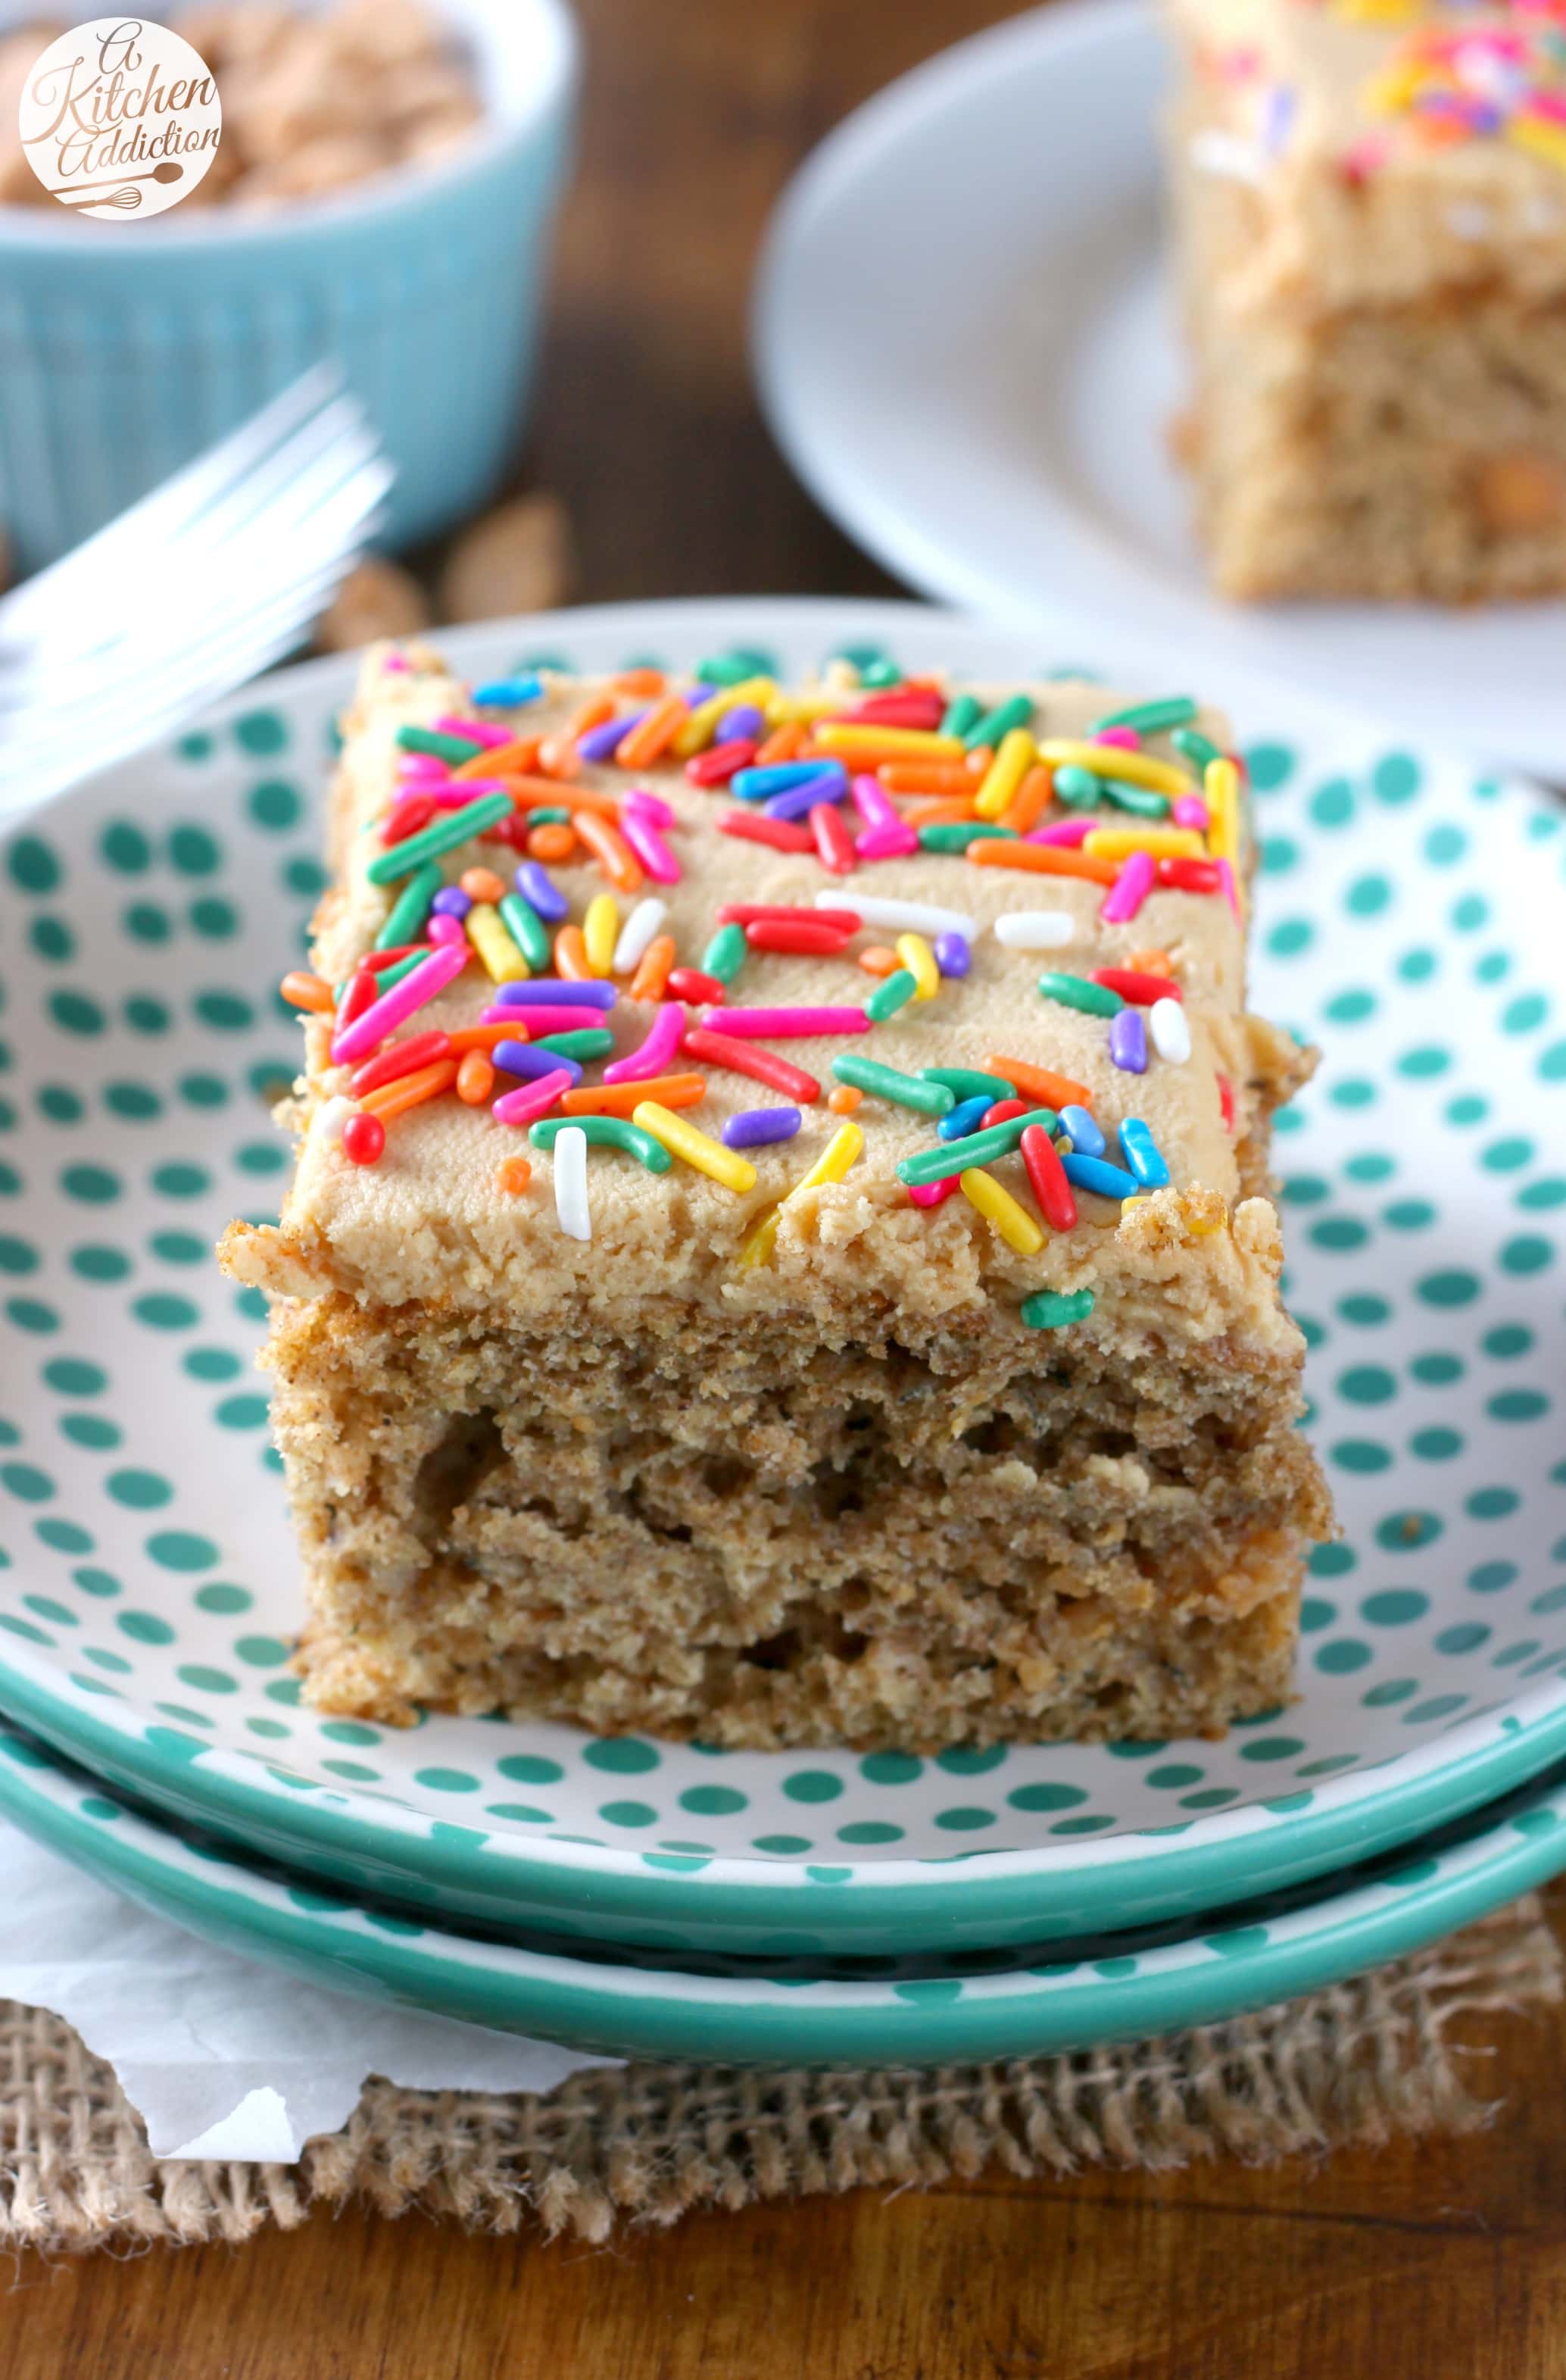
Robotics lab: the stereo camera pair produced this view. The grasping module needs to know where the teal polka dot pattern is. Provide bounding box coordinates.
[0,611,1562,1960]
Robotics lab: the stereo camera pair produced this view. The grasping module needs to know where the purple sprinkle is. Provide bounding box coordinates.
[722,1106,802,1149]
[514,861,569,923]
[1109,1008,1148,1073]
[577,710,643,763]
[431,885,473,917]
[494,1040,585,1086]
[716,702,765,743]
[685,683,718,707]
[934,930,970,977]
[763,770,851,823]
[496,979,617,1010]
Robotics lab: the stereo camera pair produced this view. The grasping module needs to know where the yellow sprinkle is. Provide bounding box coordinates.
[739,1122,863,1267]
[816,723,966,760]
[1205,757,1241,867]
[766,688,867,726]
[583,891,619,976]
[1188,1204,1227,1237]
[895,931,940,1001]
[1508,116,1566,176]
[959,1167,1044,1257]
[635,1101,756,1194]
[973,726,1037,821]
[466,904,529,985]
[672,676,775,761]
[1083,826,1207,863]
[1037,741,1193,798]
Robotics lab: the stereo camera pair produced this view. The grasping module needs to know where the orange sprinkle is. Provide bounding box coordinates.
[856,945,901,978]
[359,1057,460,1121]
[613,667,666,697]
[615,691,688,770]
[902,798,978,829]
[454,736,541,780]
[561,1073,707,1117]
[1002,765,1053,835]
[572,808,644,895]
[966,746,993,773]
[456,1050,494,1105]
[1127,946,1174,976]
[280,970,333,1014]
[448,1022,527,1052]
[496,1156,532,1195]
[494,776,622,821]
[460,866,508,905]
[966,840,1118,886]
[754,722,806,767]
[554,924,593,980]
[629,932,676,1002]
[528,821,577,862]
[569,693,616,739]
[986,1053,1093,1112]
[535,733,582,780]
[828,1085,863,1115]
[879,764,976,796]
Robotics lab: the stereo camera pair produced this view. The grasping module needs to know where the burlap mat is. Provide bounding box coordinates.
[2,1896,1556,2253]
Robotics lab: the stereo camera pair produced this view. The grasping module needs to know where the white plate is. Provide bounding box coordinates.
[753,0,1566,779]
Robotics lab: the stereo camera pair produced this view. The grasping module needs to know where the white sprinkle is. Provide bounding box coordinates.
[316,1094,357,1148]
[554,1124,591,1240]
[1189,130,1268,186]
[1446,201,1493,242]
[1150,998,1191,1064]
[613,895,667,973]
[816,892,977,940]
[1525,194,1564,235]
[994,910,1075,951]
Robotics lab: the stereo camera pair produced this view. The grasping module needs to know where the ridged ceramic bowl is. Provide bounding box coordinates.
[0,0,578,571]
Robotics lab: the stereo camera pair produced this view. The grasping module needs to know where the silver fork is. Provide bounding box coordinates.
[0,364,393,823]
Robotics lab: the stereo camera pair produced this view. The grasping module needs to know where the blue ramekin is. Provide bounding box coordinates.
[0,0,578,572]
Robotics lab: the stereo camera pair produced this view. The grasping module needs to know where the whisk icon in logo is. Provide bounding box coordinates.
[18,17,222,218]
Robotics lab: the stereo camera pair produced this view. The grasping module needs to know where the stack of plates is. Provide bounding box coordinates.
[2,598,1564,2065]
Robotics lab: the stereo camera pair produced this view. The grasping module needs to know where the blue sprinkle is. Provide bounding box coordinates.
[471,675,543,708]
[1119,1118,1171,1188]
[722,1106,802,1150]
[1059,1104,1104,1157]
[513,861,569,923]
[732,761,849,805]
[934,931,970,977]
[430,885,472,918]
[938,1095,993,1142]
[1061,1151,1139,1201]
[496,977,616,1010]
[494,1040,584,1087]
[1109,1008,1147,1073]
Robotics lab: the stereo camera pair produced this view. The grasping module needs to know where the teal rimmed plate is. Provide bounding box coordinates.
[5,1714,1566,2064]
[1,599,1564,1957]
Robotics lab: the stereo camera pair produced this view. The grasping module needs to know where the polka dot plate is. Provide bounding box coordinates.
[5,1711,1566,2063]
[1,600,1564,1960]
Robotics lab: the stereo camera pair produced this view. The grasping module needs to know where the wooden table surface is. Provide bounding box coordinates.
[8,0,1566,2370]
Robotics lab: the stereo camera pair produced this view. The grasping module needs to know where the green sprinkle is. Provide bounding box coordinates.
[866,970,919,1022]
[365,794,513,885]
[859,657,902,689]
[529,1116,672,1172]
[1037,971,1122,1017]
[1021,1288,1096,1331]
[499,892,551,970]
[831,1056,953,1116]
[918,823,1012,853]
[941,692,983,740]
[1089,696,1197,736]
[336,947,427,1001]
[1052,764,1105,809]
[396,725,488,765]
[376,861,443,951]
[526,807,571,826]
[897,1113,1049,1185]
[963,694,1034,750]
[1172,727,1223,772]
[534,1029,615,1063]
[1098,779,1170,819]
[921,1067,1017,1103]
[703,922,749,985]
[697,648,772,687]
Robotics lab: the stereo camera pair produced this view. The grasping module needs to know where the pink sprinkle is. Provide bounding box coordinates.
[849,772,898,829]
[331,942,468,1066]
[702,1006,869,1039]
[908,1175,962,1208]
[435,714,509,748]
[429,778,511,809]
[398,754,451,785]
[493,1069,575,1128]
[1216,857,1243,920]
[480,1004,610,1036]
[620,812,681,885]
[1099,851,1156,926]
[1027,818,1095,847]
[603,1003,686,1084]
[856,821,920,860]
[624,787,676,829]
[1171,795,1210,831]
[1093,726,1141,751]
[428,914,466,947]
[382,653,411,674]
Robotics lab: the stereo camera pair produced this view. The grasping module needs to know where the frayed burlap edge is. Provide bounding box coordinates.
[2,1896,1558,2254]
